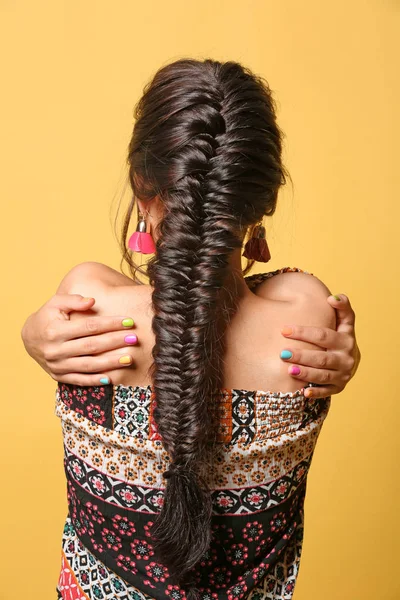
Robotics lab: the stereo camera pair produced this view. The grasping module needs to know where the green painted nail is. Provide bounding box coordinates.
[122,318,134,327]
[280,350,293,359]
[100,377,110,385]
[333,295,341,301]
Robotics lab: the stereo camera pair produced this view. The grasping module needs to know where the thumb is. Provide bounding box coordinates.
[327,293,355,333]
[49,294,95,315]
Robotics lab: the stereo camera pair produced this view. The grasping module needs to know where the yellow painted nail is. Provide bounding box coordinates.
[122,318,135,327]
[119,355,132,365]
[304,388,313,398]
[82,297,93,302]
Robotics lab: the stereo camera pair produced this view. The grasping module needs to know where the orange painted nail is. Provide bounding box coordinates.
[281,326,293,336]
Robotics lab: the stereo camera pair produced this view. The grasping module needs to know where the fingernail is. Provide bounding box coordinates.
[125,334,138,345]
[99,377,110,385]
[83,297,93,302]
[289,365,301,375]
[304,388,313,398]
[281,326,293,336]
[119,355,133,365]
[332,295,341,301]
[122,318,135,327]
[280,350,293,359]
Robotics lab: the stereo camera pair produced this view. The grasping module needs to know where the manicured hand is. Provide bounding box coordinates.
[279,294,360,398]
[21,294,138,386]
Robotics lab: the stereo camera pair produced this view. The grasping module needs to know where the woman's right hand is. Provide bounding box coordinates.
[21,294,137,386]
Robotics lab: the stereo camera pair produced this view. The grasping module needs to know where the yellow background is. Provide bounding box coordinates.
[0,1,399,598]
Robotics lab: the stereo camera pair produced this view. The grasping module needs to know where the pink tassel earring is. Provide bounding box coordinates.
[242,221,271,262]
[128,207,156,254]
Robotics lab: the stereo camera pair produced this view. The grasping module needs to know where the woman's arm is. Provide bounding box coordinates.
[280,293,360,398]
[21,264,360,395]
[21,263,139,386]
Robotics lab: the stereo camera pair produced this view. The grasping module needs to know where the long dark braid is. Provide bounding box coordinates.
[125,58,288,588]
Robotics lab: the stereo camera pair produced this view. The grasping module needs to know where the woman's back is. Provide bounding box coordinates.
[58,262,336,393]
[56,263,335,600]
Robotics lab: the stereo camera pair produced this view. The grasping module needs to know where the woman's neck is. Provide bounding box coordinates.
[224,247,255,300]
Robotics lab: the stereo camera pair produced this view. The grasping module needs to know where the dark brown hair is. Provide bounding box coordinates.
[118,58,288,592]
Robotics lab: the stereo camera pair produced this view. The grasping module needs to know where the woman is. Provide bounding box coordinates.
[22,58,360,600]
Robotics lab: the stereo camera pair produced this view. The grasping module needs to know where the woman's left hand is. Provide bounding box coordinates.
[280,293,361,398]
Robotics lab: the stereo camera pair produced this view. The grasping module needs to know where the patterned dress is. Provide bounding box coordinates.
[56,267,331,600]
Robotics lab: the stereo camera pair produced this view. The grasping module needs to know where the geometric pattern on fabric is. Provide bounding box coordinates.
[246,521,304,600]
[59,383,315,447]
[60,407,328,491]
[212,390,233,443]
[60,517,153,600]
[57,550,89,600]
[59,514,304,600]
[113,385,152,438]
[231,389,256,444]
[64,476,306,598]
[59,383,113,429]
[254,392,306,442]
[54,267,331,600]
[211,457,312,515]
[65,445,312,515]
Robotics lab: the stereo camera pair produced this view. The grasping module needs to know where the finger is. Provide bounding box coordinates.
[326,294,355,333]
[303,385,340,399]
[286,363,341,387]
[48,294,96,313]
[281,324,338,349]
[54,330,138,359]
[54,372,114,386]
[49,349,135,376]
[48,315,136,343]
[279,348,341,371]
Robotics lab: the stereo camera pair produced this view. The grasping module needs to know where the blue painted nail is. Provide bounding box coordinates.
[100,377,110,385]
[280,350,293,360]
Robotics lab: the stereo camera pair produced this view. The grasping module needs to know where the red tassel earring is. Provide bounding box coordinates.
[128,207,156,254]
[242,221,271,262]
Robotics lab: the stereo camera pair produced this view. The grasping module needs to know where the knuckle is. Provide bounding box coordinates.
[320,370,331,384]
[317,353,328,368]
[45,327,58,342]
[71,377,86,386]
[86,318,100,333]
[83,338,98,354]
[346,356,355,372]
[49,362,62,375]
[314,328,328,343]
[43,345,57,361]
[81,360,91,373]
[346,338,356,353]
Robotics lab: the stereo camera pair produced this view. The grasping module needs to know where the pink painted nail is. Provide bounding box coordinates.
[289,365,301,376]
[124,334,138,345]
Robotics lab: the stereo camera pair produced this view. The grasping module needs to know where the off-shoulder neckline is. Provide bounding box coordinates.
[108,382,313,399]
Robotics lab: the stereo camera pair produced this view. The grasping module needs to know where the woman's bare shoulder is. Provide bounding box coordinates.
[56,261,137,296]
[255,269,336,330]
[255,269,330,299]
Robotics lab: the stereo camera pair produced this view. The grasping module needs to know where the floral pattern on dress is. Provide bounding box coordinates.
[56,267,331,600]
